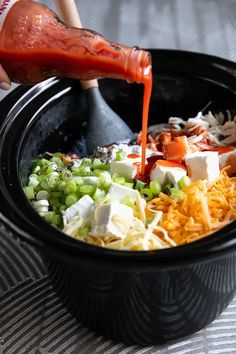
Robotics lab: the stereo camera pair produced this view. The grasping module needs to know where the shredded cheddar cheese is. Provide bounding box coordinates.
[147,170,236,246]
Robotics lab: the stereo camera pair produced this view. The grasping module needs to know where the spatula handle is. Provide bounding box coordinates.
[54,0,99,90]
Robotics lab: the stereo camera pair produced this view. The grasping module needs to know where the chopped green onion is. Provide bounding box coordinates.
[113,176,126,185]
[150,180,161,196]
[58,181,66,191]
[177,176,192,189]
[78,226,90,238]
[28,174,40,187]
[32,165,41,174]
[93,188,106,203]
[46,172,60,189]
[49,197,61,208]
[73,165,91,177]
[111,172,120,179]
[41,165,53,175]
[80,184,96,196]
[37,206,49,213]
[33,200,49,207]
[59,205,67,212]
[64,180,77,194]
[33,200,49,213]
[94,163,110,171]
[92,158,102,169]
[140,188,154,201]
[39,211,48,217]
[125,178,134,183]
[52,214,62,227]
[50,191,62,198]
[36,190,50,200]
[65,194,78,207]
[44,211,56,223]
[74,177,84,185]
[24,186,35,200]
[170,188,185,201]
[81,158,92,166]
[162,183,173,195]
[99,171,112,189]
[60,169,73,181]
[40,179,50,190]
[135,180,145,191]
[79,166,92,176]
[76,186,82,199]
[29,173,39,179]
[39,158,51,168]
[34,185,42,193]
[51,156,64,167]
[116,150,127,161]
[93,169,103,177]
[123,182,134,189]
[123,196,134,208]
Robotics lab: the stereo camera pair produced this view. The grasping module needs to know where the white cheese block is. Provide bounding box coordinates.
[110,160,137,179]
[110,152,141,179]
[108,182,139,203]
[90,202,134,239]
[185,151,220,182]
[150,162,187,186]
[63,195,94,225]
[110,145,158,179]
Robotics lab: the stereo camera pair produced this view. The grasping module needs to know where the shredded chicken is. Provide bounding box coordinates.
[146,111,236,157]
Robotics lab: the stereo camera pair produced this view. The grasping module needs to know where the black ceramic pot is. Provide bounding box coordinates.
[1,50,236,345]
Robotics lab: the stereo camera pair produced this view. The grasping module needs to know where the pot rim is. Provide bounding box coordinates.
[1,49,236,268]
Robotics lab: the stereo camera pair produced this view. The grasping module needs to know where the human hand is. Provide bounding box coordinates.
[0,64,11,90]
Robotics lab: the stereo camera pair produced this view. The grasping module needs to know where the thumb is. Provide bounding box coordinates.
[0,64,11,90]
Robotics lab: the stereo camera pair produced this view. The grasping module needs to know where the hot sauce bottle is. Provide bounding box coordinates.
[0,0,152,85]
[0,0,153,175]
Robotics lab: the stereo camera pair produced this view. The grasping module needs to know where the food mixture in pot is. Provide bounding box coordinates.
[24,111,236,250]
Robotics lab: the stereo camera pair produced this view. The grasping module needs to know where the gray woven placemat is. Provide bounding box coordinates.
[0,223,236,354]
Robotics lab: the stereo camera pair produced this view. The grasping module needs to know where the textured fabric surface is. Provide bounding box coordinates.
[1,1,236,353]
[0,224,236,354]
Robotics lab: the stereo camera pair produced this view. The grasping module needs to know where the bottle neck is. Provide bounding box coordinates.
[0,0,16,29]
[126,47,152,84]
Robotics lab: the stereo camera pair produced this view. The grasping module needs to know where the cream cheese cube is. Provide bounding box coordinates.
[110,153,141,179]
[110,160,137,179]
[185,151,220,182]
[90,202,134,239]
[108,182,139,203]
[150,162,187,186]
[63,195,94,225]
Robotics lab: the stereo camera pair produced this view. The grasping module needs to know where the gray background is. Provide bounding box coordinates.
[3,0,236,100]
[44,0,236,61]
[1,1,236,353]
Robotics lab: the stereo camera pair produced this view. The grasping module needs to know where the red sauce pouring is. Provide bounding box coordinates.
[141,76,153,175]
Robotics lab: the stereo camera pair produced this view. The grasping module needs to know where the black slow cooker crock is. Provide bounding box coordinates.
[1,50,236,345]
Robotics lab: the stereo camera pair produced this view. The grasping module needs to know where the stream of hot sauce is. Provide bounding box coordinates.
[141,74,153,175]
